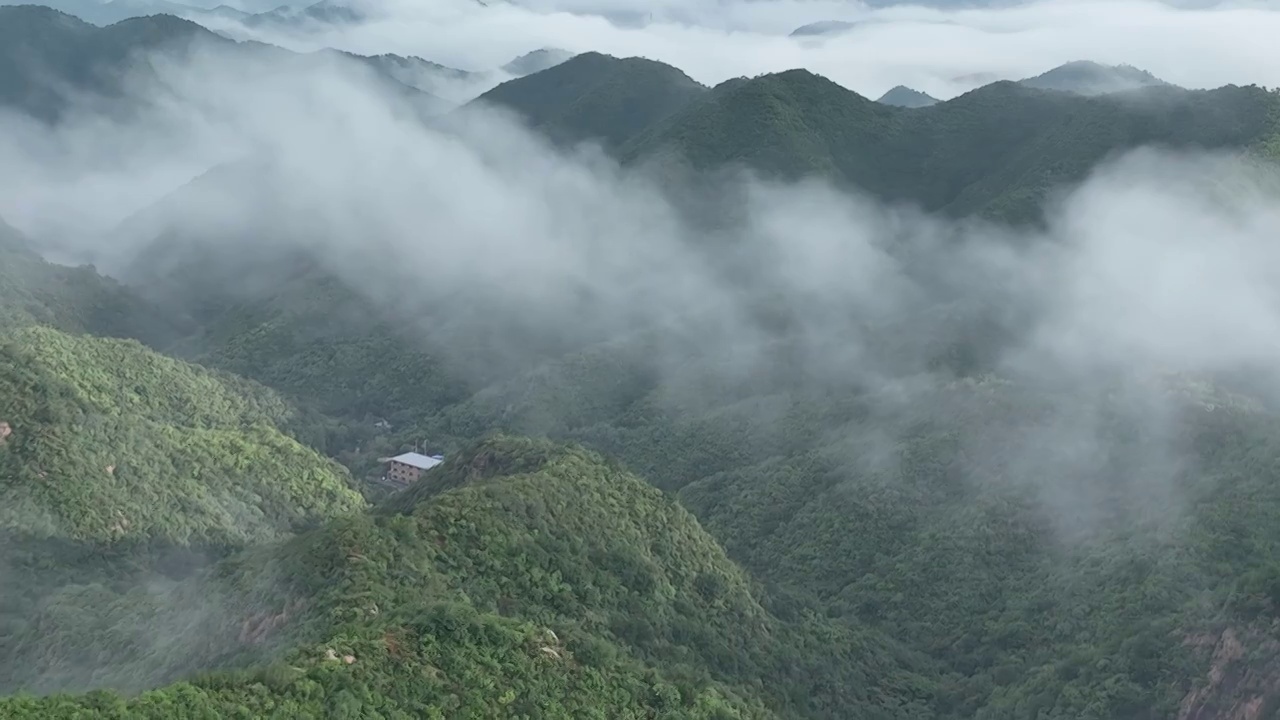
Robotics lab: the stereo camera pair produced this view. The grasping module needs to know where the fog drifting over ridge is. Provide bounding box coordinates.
[3,36,1280,544]
[3,38,1280,385]
[187,0,1280,100]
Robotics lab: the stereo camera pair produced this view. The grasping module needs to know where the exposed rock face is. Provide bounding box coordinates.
[1180,628,1280,720]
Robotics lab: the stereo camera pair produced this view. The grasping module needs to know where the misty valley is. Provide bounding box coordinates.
[6,1,1280,719]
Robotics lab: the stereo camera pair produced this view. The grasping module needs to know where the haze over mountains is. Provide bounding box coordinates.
[6,0,1280,718]
[8,0,1279,100]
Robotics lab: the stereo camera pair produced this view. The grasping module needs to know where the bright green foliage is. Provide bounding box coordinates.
[379,341,1280,718]
[475,51,709,151]
[0,325,364,546]
[0,437,937,718]
[1,612,760,719]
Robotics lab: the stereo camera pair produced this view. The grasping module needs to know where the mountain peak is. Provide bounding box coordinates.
[789,19,857,37]
[475,52,706,150]
[877,85,939,108]
[502,47,575,77]
[1019,60,1171,96]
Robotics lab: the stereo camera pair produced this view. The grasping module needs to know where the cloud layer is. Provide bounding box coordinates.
[191,0,1280,100]
[2,32,1280,544]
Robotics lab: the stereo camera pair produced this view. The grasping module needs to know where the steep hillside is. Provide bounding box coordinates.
[382,339,1280,718]
[0,324,364,547]
[0,323,368,696]
[0,7,218,120]
[184,270,469,432]
[620,70,899,181]
[0,217,182,345]
[622,72,1280,221]
[0,437,937,716]
[474,52,709,151]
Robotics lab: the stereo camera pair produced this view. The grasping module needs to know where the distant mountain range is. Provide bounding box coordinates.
[0,0,344,26]
[0,0,202,24]
[0,5,456,121]
[874,61,1174,108]
[471,52,1277,224]
[0,5,577,118]
[238,0,363,29]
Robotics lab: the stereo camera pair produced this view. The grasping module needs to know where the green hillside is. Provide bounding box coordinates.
[413,367,1280,716]
[0,437,937,717]
[0,324,364,547]
[474,51,709,150]
[0,323,368,696]
[177,270,467,431]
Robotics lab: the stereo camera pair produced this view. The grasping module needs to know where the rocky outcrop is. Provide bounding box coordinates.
[1180,627,1280,720]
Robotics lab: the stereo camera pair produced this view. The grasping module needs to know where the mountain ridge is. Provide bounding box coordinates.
[0,436,939,716]
[473,51,708,151]
[0,6,450,120]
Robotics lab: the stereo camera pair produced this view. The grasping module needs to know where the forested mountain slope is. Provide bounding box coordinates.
[0,437,937,717]
[620,71,1280,221]
[73,50,1280,444]
[0,324,364,547]
[0,217,182,345]
[473,51,709,151]
[0,323,367,696]
[388,344,1280,718]
[0,6,223,121]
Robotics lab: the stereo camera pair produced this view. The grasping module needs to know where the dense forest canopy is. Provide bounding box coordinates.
[4,3,1280,718]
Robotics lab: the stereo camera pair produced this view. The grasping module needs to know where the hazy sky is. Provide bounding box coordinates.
[190,0,1280,99]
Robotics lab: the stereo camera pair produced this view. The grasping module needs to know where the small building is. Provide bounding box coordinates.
[385,452,444,486]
